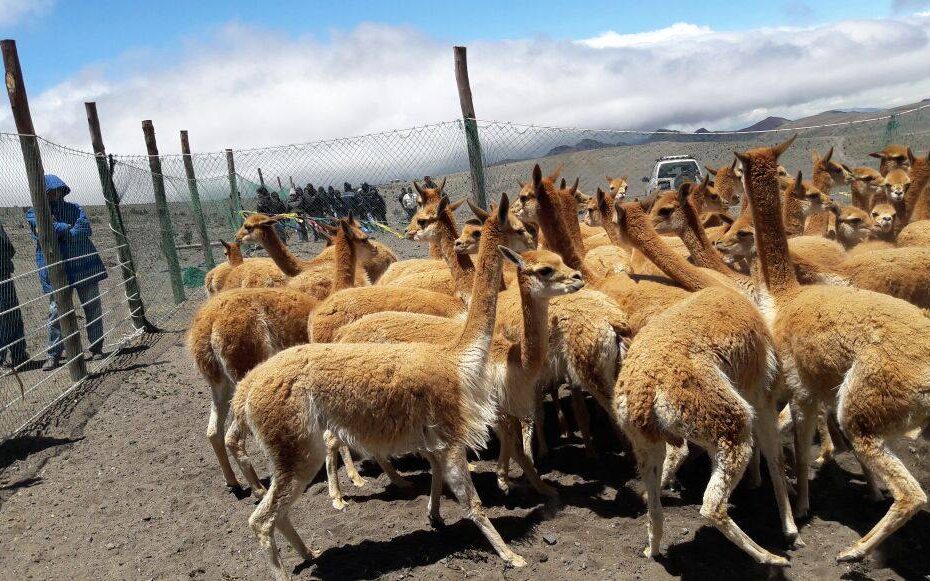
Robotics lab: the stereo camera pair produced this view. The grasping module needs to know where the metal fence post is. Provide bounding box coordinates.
[84,102,158,333]
[453,45,488,210]
[2,39,87,380]
[141,120,185,304]
[180,130,216,268]
[225,148,243,226]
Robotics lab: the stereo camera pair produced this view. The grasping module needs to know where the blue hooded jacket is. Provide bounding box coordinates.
[25,174,107,294]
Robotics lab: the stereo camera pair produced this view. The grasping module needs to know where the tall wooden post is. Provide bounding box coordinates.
[225,148,243,226]
[257,167,265,188]
[289,176,295,189]
[142,120,185,304]
[454,45,488,210]
[276,176,283,190]
[2,40,87,379]
[84,102,158,333]
[180,130,215,268]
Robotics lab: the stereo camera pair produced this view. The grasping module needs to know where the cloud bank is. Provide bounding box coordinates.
[0,0,53,26]
[2,16,930,155]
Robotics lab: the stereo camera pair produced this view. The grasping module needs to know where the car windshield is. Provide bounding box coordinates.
[658,161,700,179]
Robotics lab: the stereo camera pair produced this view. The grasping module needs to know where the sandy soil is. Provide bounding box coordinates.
[0,306,928,581]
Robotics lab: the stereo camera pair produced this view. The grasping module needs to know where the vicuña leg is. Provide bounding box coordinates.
[754,405,802,546]
[701,442,789,567]
[324,430,348,510]
[339,445,368,487]
[660,441,689,490]
[837,433,927,562]
[635,438,666,559]
[207,382,239,489]
[225,416,266,497]
[442,445,526,567]
[570,386,596,457]
[424,452,445,527]
[792,398,819,519]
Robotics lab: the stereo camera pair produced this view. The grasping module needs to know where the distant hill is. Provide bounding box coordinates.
[736,116,790,132]
[544,138,616,157]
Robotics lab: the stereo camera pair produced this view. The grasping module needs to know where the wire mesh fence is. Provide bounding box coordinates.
[0,102,928,441]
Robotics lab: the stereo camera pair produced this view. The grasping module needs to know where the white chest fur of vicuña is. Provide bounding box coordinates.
[457,335,500,452]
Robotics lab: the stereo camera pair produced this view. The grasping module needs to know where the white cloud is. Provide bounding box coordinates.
[2,15,930,157]
[0,0,53,26]
[577,23,713,49]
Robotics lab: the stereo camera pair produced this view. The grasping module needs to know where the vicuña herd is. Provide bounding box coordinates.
[188,138,930,579]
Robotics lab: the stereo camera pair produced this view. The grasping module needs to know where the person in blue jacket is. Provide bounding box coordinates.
[25,175,108,370]
[0,220,29,369]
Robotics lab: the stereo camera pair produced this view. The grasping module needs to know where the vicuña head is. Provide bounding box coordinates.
[404,194,465,241]
[705,159,744,206]
[869,144,913,174]
[812,146,853,188]
[499,246,585,297]
[513,165,561,223]
[235,213,283,245]
[606,175,629,200]
[220,239,243,265]
[832,205,876,248]
[870,202,897,236]
[455,199,537,255]
[882,168,911,204]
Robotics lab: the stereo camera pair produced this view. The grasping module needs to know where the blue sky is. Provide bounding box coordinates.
[2,0,930,153]
[7,0,893,94]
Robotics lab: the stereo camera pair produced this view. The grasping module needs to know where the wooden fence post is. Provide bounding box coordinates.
[276,176,283,190]
[180,130,216,268]
[453,45,488,210]
[84,102,158,333]
[2,40,87,379]
[141,120,185,304]
[257,167,265,188]
[225,148,243,226]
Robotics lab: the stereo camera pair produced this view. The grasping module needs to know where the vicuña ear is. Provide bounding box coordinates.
[868,152,885,160]
[907,147,917,166]
[413,180,426,196]
[524,222,538,240]
[532,164,543,187]
[559,177,567,190]
[568,177,579,197]
[339,218,353,238]
[701,173,710,188]
[678,181,693,203]
[793,171,804,198]
[517,179,526,189]
[620,174,628,182]
[823,146,834,164]
[448,197,467,211]
[841,163,853,174]
[468,198,489,222]
[772,134,797,158]
[811,150,821,164]
[437,195,450,215]
[437,177,447,192]
[705,164,718,176]
[497,193,510,222]
[497,245,526,270]
[220,239,230,250]
[606,175,613,183]
[730,157,739,172]
[734,151,751,165]
[596,187,607,207]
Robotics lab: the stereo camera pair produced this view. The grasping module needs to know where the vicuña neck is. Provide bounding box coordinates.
[619,205,717,292]
[745,163,800,296]
[908,158,930,222]
[782,189,806,236]
[331,234,357,293]
[676,198,749,284]
[517,277,549,372]
[812,166,834,194]
[436,212,476,295]
[538,189,584,271]
[428,240,444,260]
[259,227,310,276]
[454,218,504,355]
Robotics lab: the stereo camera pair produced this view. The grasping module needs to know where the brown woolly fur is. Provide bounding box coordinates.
[606,175,629,200]
[614,287,798,566]
[869,143,912,175]
[309,286,464,344]
[905,149,930,221]
[205,240,244,295]
[315,239,397,283]
[237,213,320,276]
[398,195,476,300]
[866,202,898,245]
[582,244,631,278]
[850,166,885,211]
[238,195,532,576]
[739,135,930,563]
[336,248,585,496]
[378,258,446,285]
[833,205,877,250]
[881,169,912,237]
[189,215,375,497]
[188,287,317,494]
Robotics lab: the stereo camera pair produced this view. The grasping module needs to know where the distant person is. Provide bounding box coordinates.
[360,183,387,223]
[0,220,29,369]
[399,186,418,220]
[26,175,107,370]
[287,187,309,242]
[326,186,346,217]
[423,175,438,189]
[341,182,358,218]
[255,186,288,242]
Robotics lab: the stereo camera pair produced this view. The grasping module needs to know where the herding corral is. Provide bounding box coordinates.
[1,20,930,581]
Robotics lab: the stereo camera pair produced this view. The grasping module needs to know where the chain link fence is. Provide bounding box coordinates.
[0,103,928,441]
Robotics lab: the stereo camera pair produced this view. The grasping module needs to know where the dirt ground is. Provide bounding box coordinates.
[0,305,929,580]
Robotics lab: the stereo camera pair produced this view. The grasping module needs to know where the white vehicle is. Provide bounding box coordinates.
[641,155,704,195]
